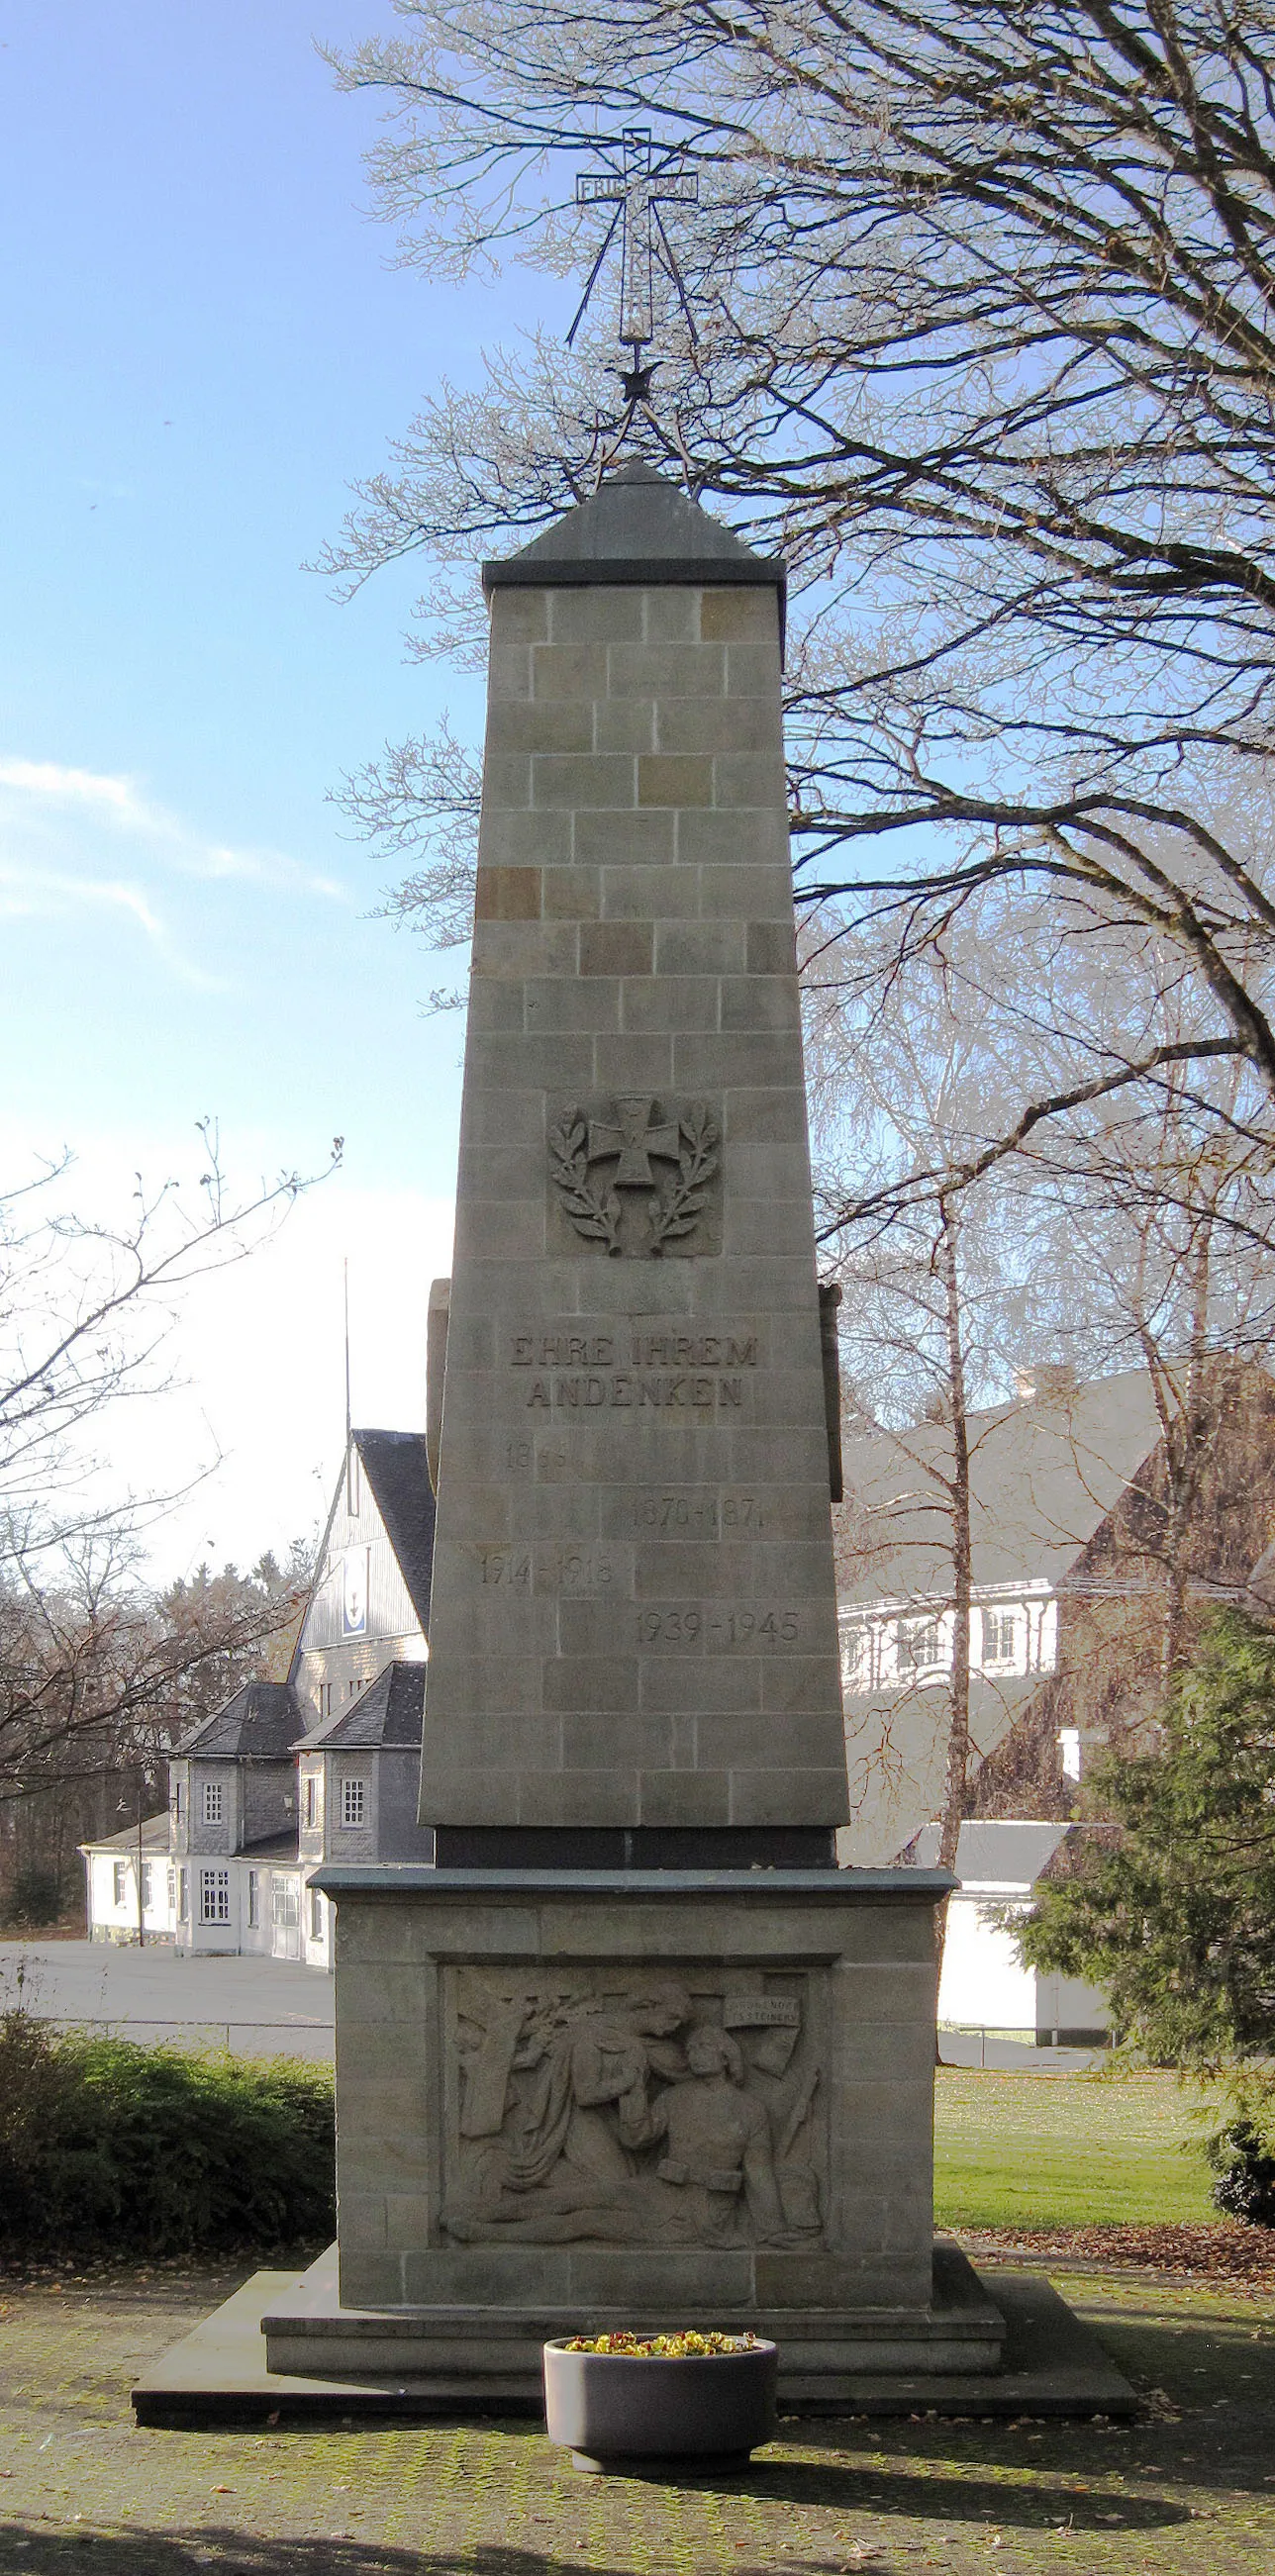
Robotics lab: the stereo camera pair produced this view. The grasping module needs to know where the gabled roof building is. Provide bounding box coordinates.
[835,1360,1275,1868]
[80,1426,438,1966]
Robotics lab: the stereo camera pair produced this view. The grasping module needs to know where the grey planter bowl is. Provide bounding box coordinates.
[542,2337,778,2475]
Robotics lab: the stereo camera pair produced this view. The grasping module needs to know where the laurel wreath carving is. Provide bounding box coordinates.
[547,1109,623,1253]
[548,1100,721,1257]
[648,1103,721,1257]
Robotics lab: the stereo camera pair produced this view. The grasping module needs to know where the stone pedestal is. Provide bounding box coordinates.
[263,1867,1005,2399]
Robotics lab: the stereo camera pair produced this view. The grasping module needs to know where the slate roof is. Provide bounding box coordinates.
[905,1818,1118,1891]
[483,461,785,600]
[906,1820,1070,1889]
[837,1370,1168,1604]
[353,1428,436,1631]
[239,1828,302,1862]
[294,1659,426,1754]
[82,1810,172,1856]
[172,1680,305,1762]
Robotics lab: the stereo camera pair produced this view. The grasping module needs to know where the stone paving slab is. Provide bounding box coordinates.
[3,2263,1273,2573]
[131,2265,1135,2426]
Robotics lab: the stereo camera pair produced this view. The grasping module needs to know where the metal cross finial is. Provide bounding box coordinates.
[569,128,699,392]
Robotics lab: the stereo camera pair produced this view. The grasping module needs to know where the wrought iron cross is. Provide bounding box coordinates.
[570,128,699,391]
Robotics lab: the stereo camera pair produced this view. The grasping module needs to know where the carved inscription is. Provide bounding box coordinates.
[548,1097,722,1259]
[632,1491,764,1534]
[473,1549,620,1593]
[509,1326,759,1414]
[638,1607,802,1647]
[441,1965,825,2248]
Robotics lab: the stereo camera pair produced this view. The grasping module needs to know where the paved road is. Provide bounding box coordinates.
[0,1941,335,2059]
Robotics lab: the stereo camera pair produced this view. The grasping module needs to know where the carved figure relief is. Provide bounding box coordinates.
[441,1967,824,2247]
[548,1097,722,1258]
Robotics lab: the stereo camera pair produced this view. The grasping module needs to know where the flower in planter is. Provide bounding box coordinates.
[560,2331,762,2356]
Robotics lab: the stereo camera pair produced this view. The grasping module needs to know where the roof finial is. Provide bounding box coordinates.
[343,1257,353,1512]
[568,127,699,416]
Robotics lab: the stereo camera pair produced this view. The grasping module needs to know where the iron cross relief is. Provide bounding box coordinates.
[573,127,699,375]
[587,1097,681,1189]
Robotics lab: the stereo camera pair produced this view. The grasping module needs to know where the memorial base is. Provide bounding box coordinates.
[295,1866,1006,2397]
[260,2240,1004,2403]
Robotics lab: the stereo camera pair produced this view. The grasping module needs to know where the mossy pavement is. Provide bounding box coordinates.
[2,2258,1275,2574]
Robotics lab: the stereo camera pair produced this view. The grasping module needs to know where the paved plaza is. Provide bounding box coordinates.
[1,2260,1275,2572]
[0,1943,334,2059]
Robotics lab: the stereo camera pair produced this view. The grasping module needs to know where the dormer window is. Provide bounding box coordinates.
[341,1777,366,1829]
[174,1780,185,1822]
[202,1781,224,1827]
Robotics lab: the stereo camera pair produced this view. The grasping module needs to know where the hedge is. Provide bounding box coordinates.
[0,2008,336,2257]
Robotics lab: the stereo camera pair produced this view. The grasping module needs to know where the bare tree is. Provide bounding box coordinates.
[321,0,1275,1168]
[0,1123,337,1868]
[818,897,1275,1858]
[806,912,1045,1894]
[0,1544,311,1914]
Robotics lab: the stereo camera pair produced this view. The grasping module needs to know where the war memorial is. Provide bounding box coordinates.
[132,460,1134,2427]
[237,460,1014,2407]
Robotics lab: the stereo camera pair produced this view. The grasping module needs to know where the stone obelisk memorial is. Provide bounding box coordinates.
[270,466,1005,2400]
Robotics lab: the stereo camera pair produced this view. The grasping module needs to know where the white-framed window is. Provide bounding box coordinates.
[897,1616,945,1673]
[309,1885,324,1939]
[272,1875,299,1932]
[112,1860,128,1907]
[247,1869,260,1928]
[838,1619,872,1695]
[167,1866,176,1908]
[141,1861,153,1909]
[178,1867,189,1920]
[981,1607,1019,1667]
[304,1773,318,1830]
[199,1866,231,1926]
[202,1780,224,1827]
[341,1776,366,1829]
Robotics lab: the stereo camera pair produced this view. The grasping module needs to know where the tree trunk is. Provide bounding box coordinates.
[933,1195,973,2022]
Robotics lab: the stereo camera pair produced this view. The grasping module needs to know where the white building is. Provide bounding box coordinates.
[81,1814,180,1949]
[835,1363,1275,1865]
[80,1426,436,1964]
[908,1820,1111,2046]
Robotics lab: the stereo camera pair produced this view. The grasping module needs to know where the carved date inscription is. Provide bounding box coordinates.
[638,1606,803,1648]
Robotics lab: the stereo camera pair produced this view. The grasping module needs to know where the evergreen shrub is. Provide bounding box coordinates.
[0,2008,335,2257]
[0,1868,69,1929]
[1207,2119,1275,2228]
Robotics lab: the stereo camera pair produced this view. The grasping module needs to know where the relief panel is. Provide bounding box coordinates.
[441,1962,826,2248]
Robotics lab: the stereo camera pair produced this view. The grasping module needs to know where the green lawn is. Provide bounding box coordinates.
[933,2068,1217,2228]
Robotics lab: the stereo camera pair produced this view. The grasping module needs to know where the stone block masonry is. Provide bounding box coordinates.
[422,488,848,1852]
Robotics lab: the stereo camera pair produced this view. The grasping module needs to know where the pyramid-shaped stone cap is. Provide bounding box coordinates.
[482,461,785,605]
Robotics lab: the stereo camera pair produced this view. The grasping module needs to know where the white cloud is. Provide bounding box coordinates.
[0,860,224,987]
[0,753,347,904]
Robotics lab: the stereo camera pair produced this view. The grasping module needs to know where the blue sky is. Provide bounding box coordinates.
[0,1,536,1569]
